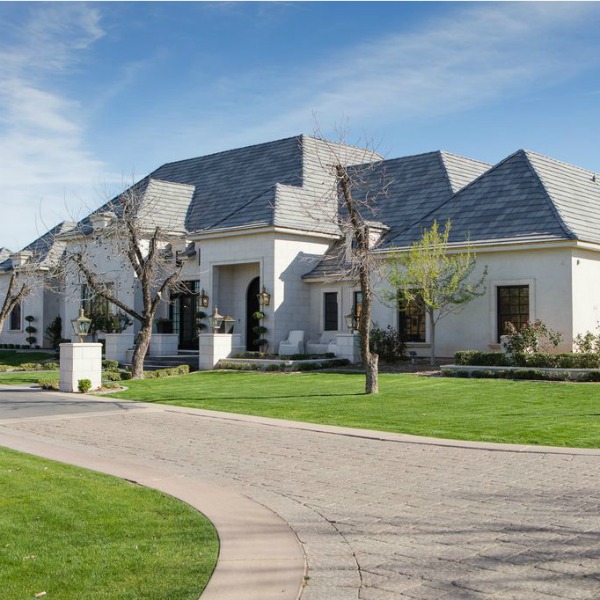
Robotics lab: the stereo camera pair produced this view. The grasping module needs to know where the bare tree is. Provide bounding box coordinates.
[309,130,390,394]
[0,269,33,336]
[69,180,189,379]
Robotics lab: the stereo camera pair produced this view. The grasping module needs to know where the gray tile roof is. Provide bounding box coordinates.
[74,135,378,237]
[0,221,76,272]
[385,150,579,248]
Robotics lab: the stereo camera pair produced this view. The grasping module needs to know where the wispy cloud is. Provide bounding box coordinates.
[0,4,107,248]
[170,2,600,152]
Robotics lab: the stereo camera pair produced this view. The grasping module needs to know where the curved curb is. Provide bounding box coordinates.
[0,428,306,600]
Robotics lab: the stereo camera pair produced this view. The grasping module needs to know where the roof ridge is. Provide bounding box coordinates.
[158,135,304,170]
[438,150,492,168]
[521,151,576,240]
[523,149,599,178]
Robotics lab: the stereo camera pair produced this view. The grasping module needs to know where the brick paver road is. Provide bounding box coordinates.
[2,400,600,599]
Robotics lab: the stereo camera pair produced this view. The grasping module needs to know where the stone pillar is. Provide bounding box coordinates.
[59,343,103,393]
[335,334,361,363]
[104,333,135,363]
[199,333,243,370]
[149,333,179,356]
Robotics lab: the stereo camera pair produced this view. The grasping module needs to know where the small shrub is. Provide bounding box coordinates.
[143,365,190,379]
[102,370,123,382]
[577,371,600,382]
[503,320,562,354]
[102,359,120,371]
[42,361,60,370]
[78,379,92,393]
[18,363,44,371]
[370,325,406,363]
[38,378,59,390]
[120,371,132,381]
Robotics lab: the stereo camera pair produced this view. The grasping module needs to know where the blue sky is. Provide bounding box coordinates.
[2,1,600,249]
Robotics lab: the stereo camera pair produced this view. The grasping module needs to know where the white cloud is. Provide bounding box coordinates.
[0,4,108,249]
[167,2,600,153]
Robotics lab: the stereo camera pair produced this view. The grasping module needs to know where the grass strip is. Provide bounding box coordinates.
[0,447,218,600]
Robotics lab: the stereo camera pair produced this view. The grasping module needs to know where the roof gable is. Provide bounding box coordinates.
[386,150,574,247]
[525,151,600,245]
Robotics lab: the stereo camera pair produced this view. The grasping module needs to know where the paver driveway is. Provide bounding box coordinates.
[1,392,599,600]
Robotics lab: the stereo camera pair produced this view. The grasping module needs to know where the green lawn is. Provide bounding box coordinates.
[0,446,218,600]
[106,370,600,448]
[0,350,55,366]
[0,371,58,385]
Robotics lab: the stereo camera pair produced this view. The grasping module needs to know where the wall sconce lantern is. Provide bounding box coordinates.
[257,285,271,307]
[199,288,209,308]
[71,307,92,343]
[208,306,224,333]
[344,309,358,333]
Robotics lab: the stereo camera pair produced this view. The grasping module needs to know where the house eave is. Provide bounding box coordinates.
[190,224,340,241]
[377,237,599,256]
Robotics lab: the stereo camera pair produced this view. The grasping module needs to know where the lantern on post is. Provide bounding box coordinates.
[71,308,92,343]
[207,306,224,333]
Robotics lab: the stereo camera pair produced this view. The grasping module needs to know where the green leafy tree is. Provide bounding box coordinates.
[386,220,487,365]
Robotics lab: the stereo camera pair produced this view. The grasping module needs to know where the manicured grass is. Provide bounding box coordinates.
[0,350,55,366]
[0,446,218,600]
[107,371,600,448]
[0,371,58,385]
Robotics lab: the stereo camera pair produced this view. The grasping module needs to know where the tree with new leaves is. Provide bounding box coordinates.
[386,220,487,365]
[69,182,187,379]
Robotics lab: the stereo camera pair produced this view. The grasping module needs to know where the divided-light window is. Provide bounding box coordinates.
[497,285,529,342]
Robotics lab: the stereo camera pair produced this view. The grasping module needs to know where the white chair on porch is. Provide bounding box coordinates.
[278,330,305,356]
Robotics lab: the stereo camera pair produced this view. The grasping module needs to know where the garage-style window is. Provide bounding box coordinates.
[497,285,529,342]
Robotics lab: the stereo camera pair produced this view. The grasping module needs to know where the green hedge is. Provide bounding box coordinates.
[444,367,600,382]
[454,350,600,369]
[143,365,190,379]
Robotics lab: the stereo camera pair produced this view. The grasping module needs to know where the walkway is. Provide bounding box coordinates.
[1,386,599,599]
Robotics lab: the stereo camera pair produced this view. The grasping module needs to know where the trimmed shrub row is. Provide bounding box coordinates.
[0,361,59,372]
[143,365,190,379]
[454,351,600,369]
[443,368,600,382]
[0,343,42,349]
[218,359,350,372]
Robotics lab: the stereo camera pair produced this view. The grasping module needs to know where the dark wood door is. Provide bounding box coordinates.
[246,277,260,351]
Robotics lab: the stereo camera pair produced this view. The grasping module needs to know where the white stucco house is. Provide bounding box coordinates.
[2,134,600,363]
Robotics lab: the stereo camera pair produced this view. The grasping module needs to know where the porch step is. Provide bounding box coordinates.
[127,352,199,372]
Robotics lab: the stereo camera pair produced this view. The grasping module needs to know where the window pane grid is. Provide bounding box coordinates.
[497,285,529,341]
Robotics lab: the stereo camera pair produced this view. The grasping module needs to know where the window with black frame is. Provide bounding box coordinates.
[497,285,529,342]
[9,302,21,330]
[324,292,338,331]
[398,291,426,343]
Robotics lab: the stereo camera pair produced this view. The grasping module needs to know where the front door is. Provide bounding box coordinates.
[170,281,199,350]
[246,277,260,351]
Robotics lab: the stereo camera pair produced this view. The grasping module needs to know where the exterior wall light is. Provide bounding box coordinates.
[199,288,209,308]
[257,285,271,307]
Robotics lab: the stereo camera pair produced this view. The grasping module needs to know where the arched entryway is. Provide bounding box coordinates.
[246,277,260,350]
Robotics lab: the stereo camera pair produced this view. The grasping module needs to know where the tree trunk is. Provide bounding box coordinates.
[131,319,153,379]
[429,311,436,366]
[364,349,379,394]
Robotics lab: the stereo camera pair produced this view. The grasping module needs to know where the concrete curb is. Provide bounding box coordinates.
[0,427,306,600]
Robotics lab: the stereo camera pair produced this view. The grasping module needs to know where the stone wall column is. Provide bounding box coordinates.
[59,343,102,392]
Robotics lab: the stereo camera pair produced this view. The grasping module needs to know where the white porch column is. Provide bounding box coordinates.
[59,343,102,392]
[149,333,179,356]
[199,333,243,370]
[335,334,361,363]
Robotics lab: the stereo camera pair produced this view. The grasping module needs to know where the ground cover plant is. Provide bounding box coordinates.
[0,447,218,600]
[105,371,600,448]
